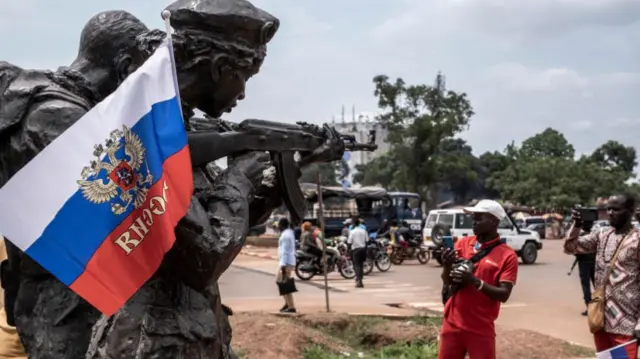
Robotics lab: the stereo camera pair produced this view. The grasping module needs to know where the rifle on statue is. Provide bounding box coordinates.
[187,118,378,222]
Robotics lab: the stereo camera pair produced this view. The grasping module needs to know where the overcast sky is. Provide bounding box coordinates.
[1,0,638,155]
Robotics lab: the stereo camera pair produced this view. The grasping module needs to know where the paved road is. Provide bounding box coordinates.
[222,240,596,347]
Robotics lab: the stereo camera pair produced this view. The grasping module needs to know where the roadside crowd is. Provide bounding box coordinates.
[274,195,640,359]
[1,194,639,358]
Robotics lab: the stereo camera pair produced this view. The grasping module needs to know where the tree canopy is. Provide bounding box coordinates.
[354,73,474,206]
[353,72,638,210]
[300,159,349,186]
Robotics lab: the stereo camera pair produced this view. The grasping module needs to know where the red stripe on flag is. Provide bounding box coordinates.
[69,146,193,315]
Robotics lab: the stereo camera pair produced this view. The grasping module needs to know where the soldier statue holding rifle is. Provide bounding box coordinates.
[0,0,377,358]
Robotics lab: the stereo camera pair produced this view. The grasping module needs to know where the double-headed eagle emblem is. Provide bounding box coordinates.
[78,125,153,215]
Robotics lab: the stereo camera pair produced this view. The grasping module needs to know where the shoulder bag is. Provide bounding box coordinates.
[587,230,635,334]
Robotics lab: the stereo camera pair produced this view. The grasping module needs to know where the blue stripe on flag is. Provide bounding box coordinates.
[25,97,186,285]
[609,345,631,359]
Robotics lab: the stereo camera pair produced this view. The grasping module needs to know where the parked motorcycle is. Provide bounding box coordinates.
[389,235,430,265]
[294,240,357,280]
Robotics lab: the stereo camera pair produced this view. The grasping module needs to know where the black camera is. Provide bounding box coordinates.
[450,259,475,293]
[576,207,598,222]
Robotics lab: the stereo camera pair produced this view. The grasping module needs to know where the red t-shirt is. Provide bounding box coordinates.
[443,236,518,337]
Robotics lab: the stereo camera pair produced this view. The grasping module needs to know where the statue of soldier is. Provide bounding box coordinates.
[0,2,281,357]
[0,11,157,359]
[85,1,286,358]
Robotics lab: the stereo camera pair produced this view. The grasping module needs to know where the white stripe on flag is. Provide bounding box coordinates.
[0,44,177,250]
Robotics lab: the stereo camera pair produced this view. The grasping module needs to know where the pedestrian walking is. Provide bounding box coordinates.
[347,218,367,288]
[276,218,297,313]
[438,200,518,359]
[564,194,640,357]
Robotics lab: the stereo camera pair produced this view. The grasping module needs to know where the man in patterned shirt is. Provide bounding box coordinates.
[564,194,640,356]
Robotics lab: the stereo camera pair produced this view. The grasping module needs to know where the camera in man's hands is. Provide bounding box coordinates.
[577,207,598,222]
[450,259,475,294]
[574,205,598,223]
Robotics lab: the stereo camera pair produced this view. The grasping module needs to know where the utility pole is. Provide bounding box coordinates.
[317,172,330,313]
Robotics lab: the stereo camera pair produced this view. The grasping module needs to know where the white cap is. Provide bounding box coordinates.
[463,199,507,220]
[343,218,352,225]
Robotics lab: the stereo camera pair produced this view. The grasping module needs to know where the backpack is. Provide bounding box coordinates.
[0,62,49,135]
[0,62,91,137]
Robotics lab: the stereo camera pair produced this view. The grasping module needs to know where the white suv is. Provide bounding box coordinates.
[422,208,542,264]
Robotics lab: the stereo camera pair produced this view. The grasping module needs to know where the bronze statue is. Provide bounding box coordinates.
[84,2,285,358]
[0,1,376,358]
[0,11,156,359]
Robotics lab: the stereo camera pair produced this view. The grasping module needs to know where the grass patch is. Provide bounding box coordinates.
[300,316,441,359]
[302,341,439,359]
[299,315,389,348]
[302,345,347,359]
[233,348,247,359]
[374,341,439,358]
[232,312,595,359]
[560,342,595,358]
[408,315,442,327]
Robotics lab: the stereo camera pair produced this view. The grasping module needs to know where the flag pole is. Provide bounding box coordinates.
[161,10,184,121]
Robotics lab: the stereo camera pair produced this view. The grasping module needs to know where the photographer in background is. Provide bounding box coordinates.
[571,219,595,316]
[564,195,640,356]
[438,200,518,359]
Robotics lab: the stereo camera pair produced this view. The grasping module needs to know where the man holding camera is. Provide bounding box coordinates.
[438,200,518,359]
[564,195,640,356]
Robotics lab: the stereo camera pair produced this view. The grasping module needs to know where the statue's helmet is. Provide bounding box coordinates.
[163,0,280,118]
[165,0,279,51]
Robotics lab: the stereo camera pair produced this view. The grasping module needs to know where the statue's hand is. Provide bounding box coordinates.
[230,151,272,189]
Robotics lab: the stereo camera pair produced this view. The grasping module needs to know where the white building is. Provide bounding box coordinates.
[332,111,391,187]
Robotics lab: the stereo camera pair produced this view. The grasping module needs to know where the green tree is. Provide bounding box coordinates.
[433,138,483,203]
[478,150,513,199]
[352,153,403,188]
[590,140,637,179]
[517,128,575,160]
[370,72,474,206]
[299,159,349,186]
[486,128,630,209]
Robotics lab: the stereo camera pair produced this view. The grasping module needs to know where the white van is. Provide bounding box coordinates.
[422,208,542,264]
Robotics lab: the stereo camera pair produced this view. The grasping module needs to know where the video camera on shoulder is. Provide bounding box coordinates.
[576,206,598,222]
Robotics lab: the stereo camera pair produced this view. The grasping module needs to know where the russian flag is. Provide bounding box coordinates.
[0,42,192,316]
[597,339,638,359]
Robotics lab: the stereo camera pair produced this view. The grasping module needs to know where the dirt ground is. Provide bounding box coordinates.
[230,312,594,359]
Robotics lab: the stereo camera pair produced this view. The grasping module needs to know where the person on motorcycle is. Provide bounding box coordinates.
[341,219,352,238]
[300,222,324,266]
[385,220,400,244]
[398,221,416,248]
[311,226,341,264]
[376,219,390,237]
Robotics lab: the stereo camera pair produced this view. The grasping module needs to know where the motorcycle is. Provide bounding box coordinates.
[333,236,374,275]
[365,234,392,272]
[294,240,358,280]
[388,235,430,265]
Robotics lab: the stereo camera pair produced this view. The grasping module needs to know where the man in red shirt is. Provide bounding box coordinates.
[438,200,519,359]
